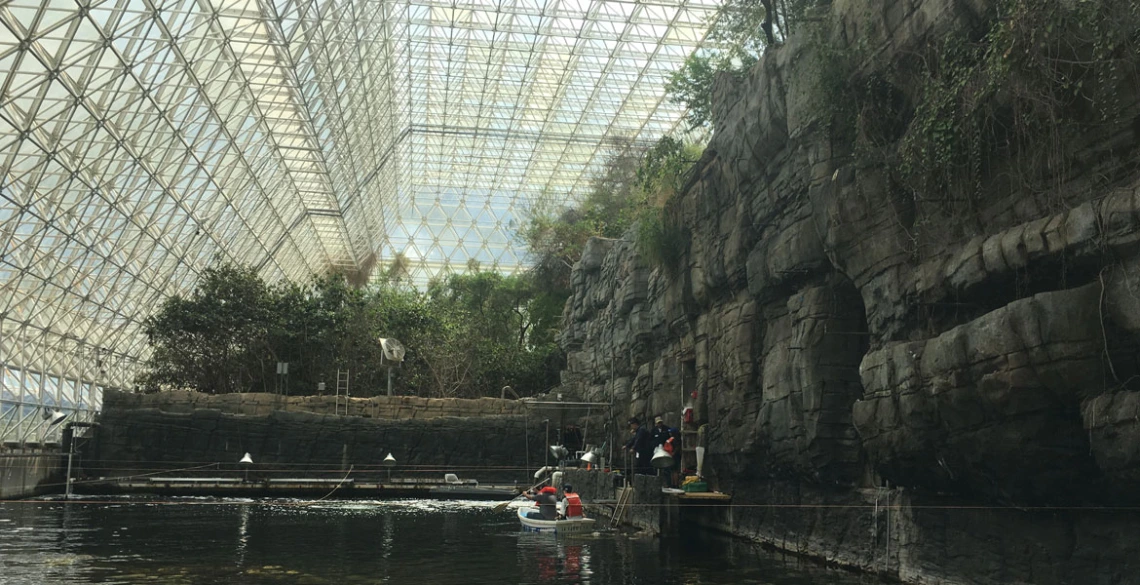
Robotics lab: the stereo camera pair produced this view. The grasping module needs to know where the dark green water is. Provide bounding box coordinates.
[0,498,879,584]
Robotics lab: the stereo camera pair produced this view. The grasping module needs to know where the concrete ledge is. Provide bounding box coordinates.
[104,389,528,420]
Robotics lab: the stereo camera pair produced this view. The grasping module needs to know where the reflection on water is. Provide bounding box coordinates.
[0,497,879,585]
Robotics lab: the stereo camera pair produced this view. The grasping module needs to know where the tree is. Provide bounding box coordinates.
[518,135,702,291]
[665,0,819,128]
[137,262,564,398]
[139,263,273,394]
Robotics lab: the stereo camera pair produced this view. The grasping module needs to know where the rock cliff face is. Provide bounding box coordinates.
[558,0,1140,582]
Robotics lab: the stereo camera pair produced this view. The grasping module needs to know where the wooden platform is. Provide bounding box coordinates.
[676,491,731,502]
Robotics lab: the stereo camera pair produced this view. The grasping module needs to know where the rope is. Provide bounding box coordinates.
[308,465,354,503]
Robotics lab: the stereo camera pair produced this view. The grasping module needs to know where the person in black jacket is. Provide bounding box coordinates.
[624,417,654,475]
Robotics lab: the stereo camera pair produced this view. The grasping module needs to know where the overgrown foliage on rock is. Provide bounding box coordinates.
[518,136,702,300]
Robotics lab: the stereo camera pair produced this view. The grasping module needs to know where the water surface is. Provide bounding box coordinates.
[0,497,879,584]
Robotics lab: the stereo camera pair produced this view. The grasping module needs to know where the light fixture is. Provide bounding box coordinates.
[43,408,67,426]
[239,452,253,482]
[580,451,598,465]
[550,445,568,460]
[377,338,406,363]
[651,445,674,469]
[383,452,397,484]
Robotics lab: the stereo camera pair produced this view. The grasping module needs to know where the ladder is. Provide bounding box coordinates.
[336,369,350,415]
[610,486,633,529]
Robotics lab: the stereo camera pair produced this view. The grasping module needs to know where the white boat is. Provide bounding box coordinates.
[517,506,596,534]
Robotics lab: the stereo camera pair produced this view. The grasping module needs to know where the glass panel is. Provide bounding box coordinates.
[41,375,58,408]
[60,379,77,409]
[0,368,17,402]
[23,372,41,405]
[78,382,92,411]
[45,376,61,403]
[4,368,22,402]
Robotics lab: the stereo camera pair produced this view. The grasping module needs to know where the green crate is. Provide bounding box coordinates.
[681,481,707,493]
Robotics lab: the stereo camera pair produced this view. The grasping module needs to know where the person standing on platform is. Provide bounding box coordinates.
[650,416,680,485]
[651,416,670,448]
[624,417,654,476]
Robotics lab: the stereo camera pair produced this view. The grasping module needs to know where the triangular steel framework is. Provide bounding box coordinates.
[0,0,720,435]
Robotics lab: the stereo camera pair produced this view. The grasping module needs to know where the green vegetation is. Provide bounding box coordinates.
[518,136,702,300]
[137,264,563,398]
[818,0,1140,216]
[666,0,816,128]
[898,0,1138,205]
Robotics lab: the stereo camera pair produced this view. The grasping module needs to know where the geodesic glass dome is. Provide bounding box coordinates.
[0,0,719,441]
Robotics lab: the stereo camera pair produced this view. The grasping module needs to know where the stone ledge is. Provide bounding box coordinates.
[104,389,528,421]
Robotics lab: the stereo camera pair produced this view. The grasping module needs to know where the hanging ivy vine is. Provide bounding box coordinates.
[816,0,1140,222]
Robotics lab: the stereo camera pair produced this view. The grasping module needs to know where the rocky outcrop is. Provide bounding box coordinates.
[557,0,1140,581]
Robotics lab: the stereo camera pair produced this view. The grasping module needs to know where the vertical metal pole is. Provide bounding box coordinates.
[608,406,614,472]
[64,428,75,499]
[387,367,393,397]
[544,419,550,469]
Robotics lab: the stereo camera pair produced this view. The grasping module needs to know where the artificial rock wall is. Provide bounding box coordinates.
[557,0,1140,582]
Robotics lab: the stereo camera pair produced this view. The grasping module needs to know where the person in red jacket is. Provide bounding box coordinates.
[557,484,583,519]
[525,485,559,520]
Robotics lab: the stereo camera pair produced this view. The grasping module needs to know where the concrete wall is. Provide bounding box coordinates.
[83,408,547,485]
[104,389,527,420]
[563,468,667,534]
[0,447,63,499]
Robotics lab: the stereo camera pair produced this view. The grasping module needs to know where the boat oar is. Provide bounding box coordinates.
[493,477,551,512]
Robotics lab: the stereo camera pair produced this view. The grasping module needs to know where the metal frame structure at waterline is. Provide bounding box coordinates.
[520,399,614,474]
[1,361,104,446]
